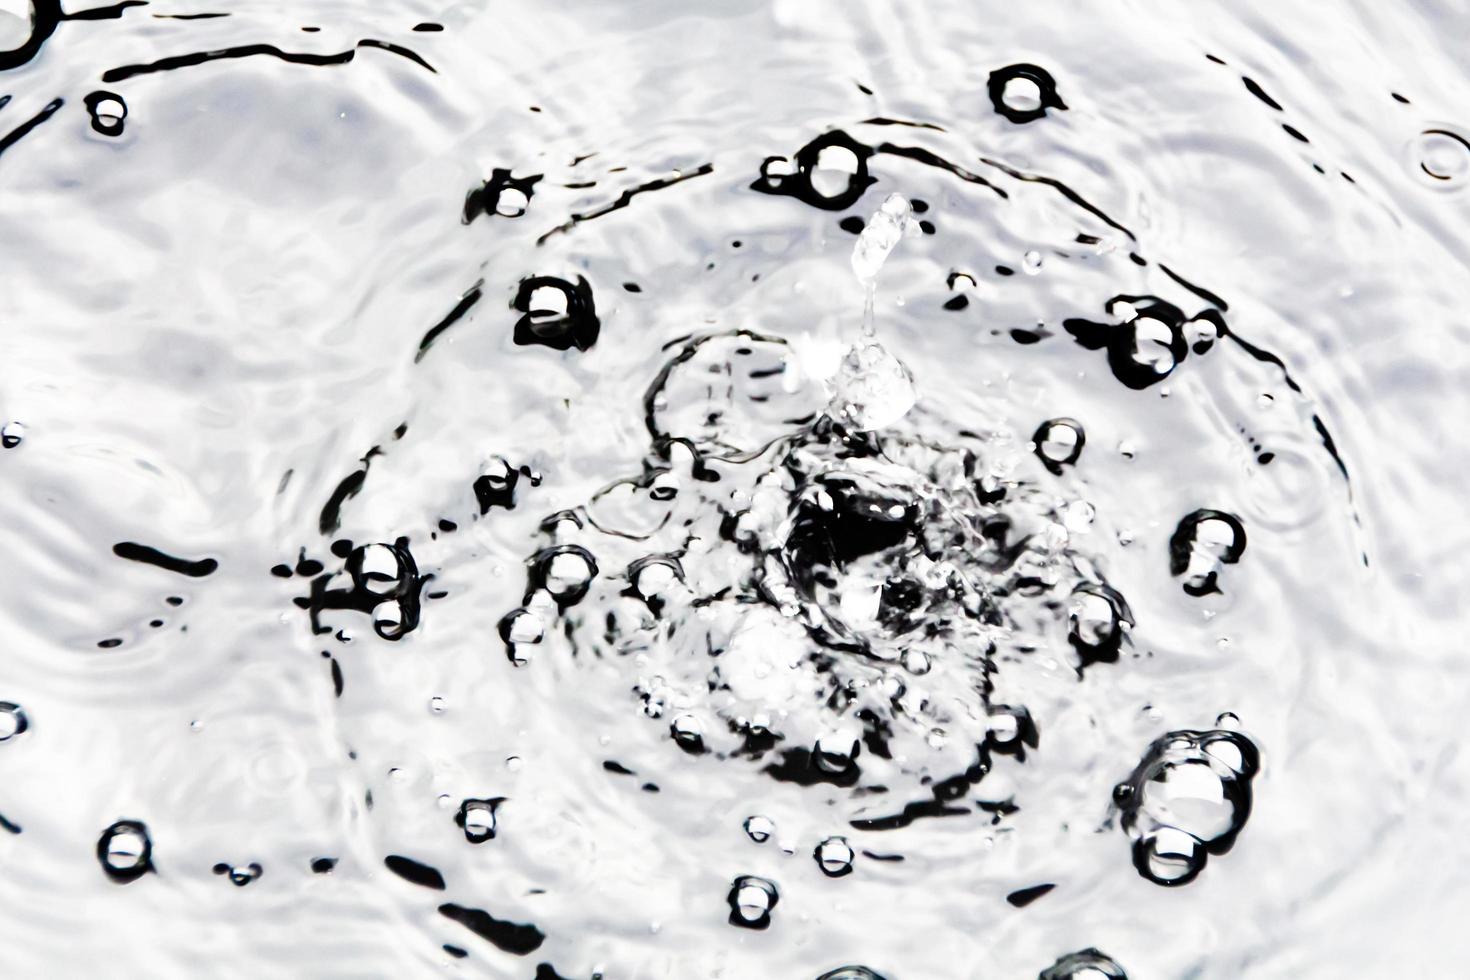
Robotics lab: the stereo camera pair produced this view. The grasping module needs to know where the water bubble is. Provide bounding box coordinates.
[429,696,447,714]
[1022,250,1044,274]
[743,815,775,843]
[456,797,502,843]
[498,608,544,665]
[84,90,126,137]
[1064,297,1190,390]
[751,129,876,210]
[350,544,406,598]
[1038,948,1128,980]
[531,545,598,606]
[212,862,263,887]
[1067,583,1133,669]
[814,836,855,877]
[817,969,888,980]
[726,875,779,929]
[1033,418,1085,473]
[0,702,28,741]
[463,167,543,222]
[1414,128,1470,187]
[512,275,600,352]
[987,64,1067,123]
[97,819,153,883]
[1115,728,1260,886]
[669,713,706,754]
[1169,509,1247,596]
[1,421,24,448]
[812,730,862,776]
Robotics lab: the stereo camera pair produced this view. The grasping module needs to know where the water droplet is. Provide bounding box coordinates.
[97,820,153,883]
[851,193,916,284]
[84,90,126,137]
[456,798,502,843]
[1067,583,1133,669]
[0,702,28,741]
[531,545,598,607]
[830,341,916,431]
[726,875,779,929]
[463,168,542,222]
[1115,728,1260,886]
[0,421,24,448]
[499,608,544,665]
[1039,948,1128,980]
[1022,250,1043,274]
[814,836,855,877]
[744,815,775,843]
[429,696,447,714]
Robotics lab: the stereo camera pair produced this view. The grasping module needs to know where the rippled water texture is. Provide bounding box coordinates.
[2,1,1468,977]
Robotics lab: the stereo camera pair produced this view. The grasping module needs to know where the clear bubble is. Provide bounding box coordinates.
[814,836,855,877]
[1039,948,1128,980]
[1115,727,1260,886]
[456,798,502,844]
[97,820,153,883]
[1022,250,1044,274]
[0,702,28,741]
[744,815,775,843]
[1033,418,1085,472]
[727,875,779,929]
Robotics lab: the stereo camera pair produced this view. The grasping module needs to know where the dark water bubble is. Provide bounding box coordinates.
[1169,509,1247,596]
[512,276,600,352]
[498,608,544,666]
[743,815,775,843]
[212,862,263,886]
[814,836,855,877]
[751,129,876,210]
[669,713,706,754]
[1039,948,1128,979]
[1033,417,1085,474]
[0,701,28,741]
[987,64,1067,123]
[1115,728,1260,886]
[1066,583,1133,669]
[818,969,887,980]
[727,875,779,929]
[83,90,126,137]
[528,545,598,607]
[473,458,522,513]
[0,421,22,448]
[463,168,542,223]
[0,0,59,72]
[1064,296,1189,390]
[97,819,153,883]
[455,799,502,846]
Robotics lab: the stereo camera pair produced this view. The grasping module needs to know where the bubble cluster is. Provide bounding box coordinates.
[1114,728,1260,886]
[213,862,263,886]
[751,130,876,210]
[1064,297,1225,390]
